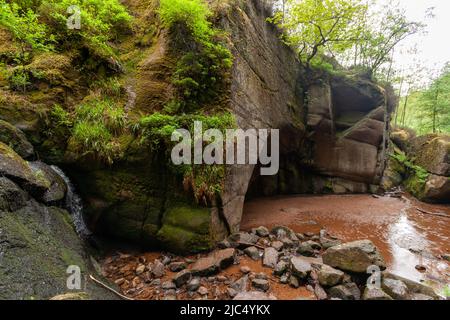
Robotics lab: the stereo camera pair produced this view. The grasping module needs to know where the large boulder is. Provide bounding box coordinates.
[410,134,449,176]
[322,240,386,273]
[0,142,50,200]
[0,164,114,299]
[0,119,34,159]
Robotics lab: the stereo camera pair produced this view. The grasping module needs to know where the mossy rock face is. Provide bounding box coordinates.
[0,119,34,159]
[411,134,450,176]
[404,172,427,200]
[0,199,114,299]
[157,204,213,254]
[0,142,50,200]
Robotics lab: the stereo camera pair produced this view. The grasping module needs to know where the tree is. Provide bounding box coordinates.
[354,3,424,76]
[270,0,368,68]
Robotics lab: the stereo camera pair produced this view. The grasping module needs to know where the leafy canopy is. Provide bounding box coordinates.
[271,0,367,66]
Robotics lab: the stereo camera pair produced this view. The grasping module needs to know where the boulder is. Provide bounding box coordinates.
[362,287,393,300]
[251,279,270,292]
[381,278,409,300]
[0,177,28,212]
[423,174,450,203]
[0,142,50,200]
[290,256,312,279]
[322,240,386,273]
[410,134,449,176]
[244,246,261,261]
[382,272,439,299]
[190,249,236,276]
[318,265,345,287]
[254,226,269,237]
[262,247,279,269]
[328,283,361,300]
[173,269,192,288]
[29,161,67,204]
[0,119,34,159]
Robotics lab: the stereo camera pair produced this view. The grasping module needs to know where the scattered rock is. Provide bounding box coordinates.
[173,269,192,288]
[263,247,279,269]
[280,237,295,248]
[161,256,171,265]
[227,288,238,298]
[114,278,126,286]
[229,232,259,246]
[190,249,236,276]
[230,276,248,292]
[381,278,409,300]
[240,266,251,274]
[314,284,328,300]
[151,260,165,278]
[297,241,321,257]
[328,283,361,300]
[271,241,284,251]
[198,286,209,296]
[320,237,342,249]
[289,276,300,288]
[255,226,270,237]
[233,291,277,300]
[280,275,289,284]
[363,287,393,300]
[322,240,386,273]
[161,281,176,290]
[169,261,187,272]
[135,264,146,275]
[290,256,312,279]
[244,246,261,261]
[217,275,228,282]
[186,278,200,292]
[318,265,345,287]
[252,279,270,292]
[274,261,289,276]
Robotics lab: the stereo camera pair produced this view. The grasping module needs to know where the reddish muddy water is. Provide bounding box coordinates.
[242,194,450,294]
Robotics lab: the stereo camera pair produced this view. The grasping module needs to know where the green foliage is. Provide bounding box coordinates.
[8,66,30,92]
[390,151,429,184]
[159,0,233,112]
[0,0,54,62]
[159,0,212,42]
[68,97,128,163]
[397,63,450,134]
[40,0,132,59]
[270,0,367,67]
[138,111,236,203]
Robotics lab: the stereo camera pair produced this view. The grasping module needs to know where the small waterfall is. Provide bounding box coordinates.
[50,165,92,239]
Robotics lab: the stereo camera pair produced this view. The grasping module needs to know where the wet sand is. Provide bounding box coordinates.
[242,194,450,293]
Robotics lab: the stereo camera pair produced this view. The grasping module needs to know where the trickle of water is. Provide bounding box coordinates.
[50,165,92,238]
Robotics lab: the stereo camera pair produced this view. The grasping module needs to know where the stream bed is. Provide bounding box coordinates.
[242,194,450,295]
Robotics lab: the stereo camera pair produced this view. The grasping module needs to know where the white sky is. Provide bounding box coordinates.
[379,0,450,77]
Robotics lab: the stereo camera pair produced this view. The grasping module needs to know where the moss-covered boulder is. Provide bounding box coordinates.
[0,119,34,159]
[0,176,115,300]
[410,134,450,176]
[157,204,213,254]
[0,142,50,199]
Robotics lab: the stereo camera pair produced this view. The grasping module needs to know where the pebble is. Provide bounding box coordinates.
[252,279,270,292]
[198,286,209,296]
[240,266,251,274]
[186,278,201,292]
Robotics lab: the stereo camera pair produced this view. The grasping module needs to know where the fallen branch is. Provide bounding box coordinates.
[89,274,134,300]
[414,207,449,219]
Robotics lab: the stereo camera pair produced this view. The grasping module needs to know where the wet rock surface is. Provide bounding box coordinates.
[101,226,444,300]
